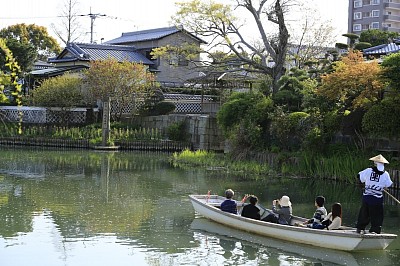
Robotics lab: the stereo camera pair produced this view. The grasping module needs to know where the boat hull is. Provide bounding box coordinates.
[189,195,397,251]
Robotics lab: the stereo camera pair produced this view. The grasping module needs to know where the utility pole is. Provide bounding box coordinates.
[79,7,106,43]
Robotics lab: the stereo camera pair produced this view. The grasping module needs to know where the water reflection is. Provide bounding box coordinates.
[0,147,399,266]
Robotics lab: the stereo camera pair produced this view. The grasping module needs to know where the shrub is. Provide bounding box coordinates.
[270,111,311,151]
[32,73,84,108]
[217,92,274,152]
[167,121,188,141]
[362,99,400,139]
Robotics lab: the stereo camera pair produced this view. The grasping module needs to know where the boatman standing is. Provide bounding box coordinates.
[356,154,393,234]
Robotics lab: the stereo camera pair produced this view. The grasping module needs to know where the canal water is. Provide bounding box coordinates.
[0,148,399,266]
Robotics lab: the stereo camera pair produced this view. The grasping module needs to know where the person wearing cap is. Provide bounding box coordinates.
[262,195,292,225]
[356,154,393,234]
[220,189,238,214]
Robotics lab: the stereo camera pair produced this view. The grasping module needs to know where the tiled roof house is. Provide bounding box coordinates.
[106,26,207,86]
[363,39,400,56]
[48,42,154,67]
[30,42,154,79]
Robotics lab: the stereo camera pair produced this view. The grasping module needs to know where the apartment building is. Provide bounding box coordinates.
[348,0,400,33]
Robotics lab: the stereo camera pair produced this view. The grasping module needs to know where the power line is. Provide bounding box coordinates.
[77,8,106,43]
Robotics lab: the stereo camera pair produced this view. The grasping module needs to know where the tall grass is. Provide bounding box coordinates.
[281,151,369,183]
[172,149,378,183]
[171,149,271,176]
[0,123,162,141]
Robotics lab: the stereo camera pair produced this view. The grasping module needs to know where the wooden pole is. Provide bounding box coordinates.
[384,189,400,204]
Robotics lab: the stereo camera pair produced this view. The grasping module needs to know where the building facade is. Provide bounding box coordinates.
[348,0,400,34]
[106,26,207,87]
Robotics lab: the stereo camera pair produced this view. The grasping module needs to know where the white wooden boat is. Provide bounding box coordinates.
[189,194,397,251]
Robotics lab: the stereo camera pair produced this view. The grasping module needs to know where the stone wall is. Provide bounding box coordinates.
[132,114,225,151]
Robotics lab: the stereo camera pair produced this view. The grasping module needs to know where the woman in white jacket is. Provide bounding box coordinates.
[323,202,342,230]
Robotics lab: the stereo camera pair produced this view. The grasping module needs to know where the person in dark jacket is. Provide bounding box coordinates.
[220,189,237,214]
[241,195,261,220]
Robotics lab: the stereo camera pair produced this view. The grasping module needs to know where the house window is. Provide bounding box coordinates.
[168,54,189,66]
[362,12,370,18]
[362,0,369,5]
[354,12,362,19]
[372,10,379,17]
[370,22,380,29]
[354,1,362,8]
[371,0,379,5]
[362,24,370,30]
[353,24,362,31]
[178,56,189,66]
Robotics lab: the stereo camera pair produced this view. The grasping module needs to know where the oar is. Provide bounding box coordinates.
[384,189,400,204]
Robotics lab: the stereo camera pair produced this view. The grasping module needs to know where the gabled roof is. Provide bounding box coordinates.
[48,43,154,65]
[363,42,400,56]
[106,26,207,45]
[29,66,87,77]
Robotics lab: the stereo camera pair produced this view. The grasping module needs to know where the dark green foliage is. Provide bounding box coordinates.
[359,29,400,47]
[335,43,348,50]
[342,33,359,48]
[140,101,176,116]
[270,111,312,151]
[0,38,36,72]
[341,109,365,135]
[362,98,400,138]
[380,52,400,91]
[354,42,371,50]
[167,121,188,141]
[272,68,308,112]
[138,90,175,116]
[217,91,274,152]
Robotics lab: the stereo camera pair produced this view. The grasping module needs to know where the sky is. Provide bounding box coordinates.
[1,0,349,45]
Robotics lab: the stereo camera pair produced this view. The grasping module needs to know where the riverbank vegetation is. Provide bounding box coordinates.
[171,148,399,183]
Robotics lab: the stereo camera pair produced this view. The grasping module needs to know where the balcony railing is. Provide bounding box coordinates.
[382,26,400,32]
[385,2,400,10]
[384,14,400,21]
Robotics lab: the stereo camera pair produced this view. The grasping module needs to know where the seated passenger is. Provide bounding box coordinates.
[220,189,237,214]
[296,196,327,229]
[262,195,292,225]
[322,202,342,230]
[241,195,261,220]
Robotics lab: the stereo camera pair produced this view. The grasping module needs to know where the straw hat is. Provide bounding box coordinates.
[280,195,291,207]
[369,154,389,164]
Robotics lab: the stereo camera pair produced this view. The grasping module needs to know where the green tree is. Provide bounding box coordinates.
[380,52,400,92]
[359,29,399,47]
[272,68,309,112]
[84,58,156,121]
[270,110,311,151]
[217,91,274,155]
[0,23,61,61]
[171,0,290,94]
[362,98,400,139]
[0,38,37,72]
[0,38,22,133]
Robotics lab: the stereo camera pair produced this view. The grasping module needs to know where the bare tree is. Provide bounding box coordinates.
[51,0,83,45]
[172,0,292,94]
[289,6,336,69]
